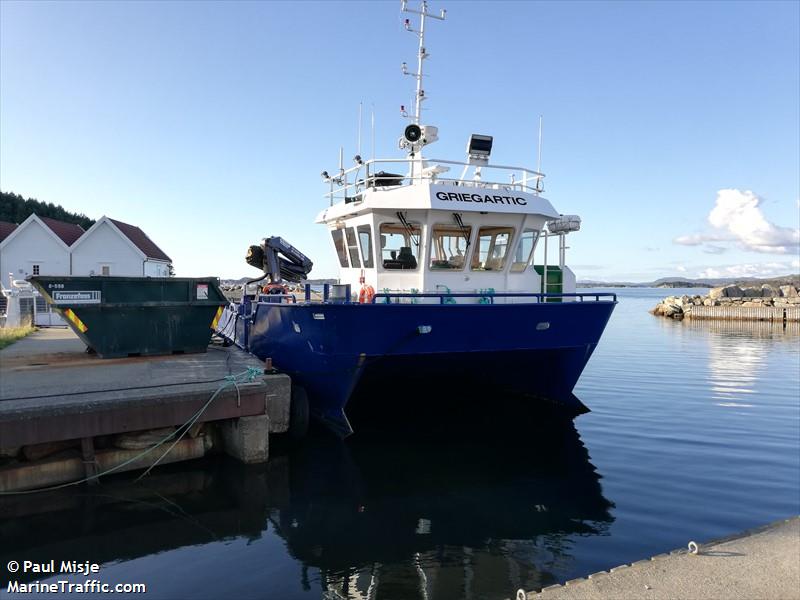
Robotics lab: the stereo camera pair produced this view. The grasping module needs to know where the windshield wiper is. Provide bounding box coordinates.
[453,213,471,251]
[397,211,420,248]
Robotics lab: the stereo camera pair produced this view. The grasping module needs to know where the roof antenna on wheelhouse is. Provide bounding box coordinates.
[400,0,445,180]
[400,0,445,126]
[536,114,544,192]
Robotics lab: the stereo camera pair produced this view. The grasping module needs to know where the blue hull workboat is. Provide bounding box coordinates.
[233,295,615,435]
[219,1,617,436]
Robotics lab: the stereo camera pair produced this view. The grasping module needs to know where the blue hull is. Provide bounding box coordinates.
[236,300,616,435]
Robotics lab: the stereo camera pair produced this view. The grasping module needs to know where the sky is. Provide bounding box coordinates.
[1,0,798,282]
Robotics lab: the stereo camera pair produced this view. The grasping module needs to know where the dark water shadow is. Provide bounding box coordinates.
[1,402,613,599]
[280,412,615,597]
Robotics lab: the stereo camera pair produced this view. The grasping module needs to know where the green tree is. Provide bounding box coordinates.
[0,191,95,229]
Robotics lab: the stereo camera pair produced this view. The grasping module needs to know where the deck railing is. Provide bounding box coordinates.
[245,286,617,306]
[370,291,617,304]
[323,157,546,205]
[224,290,617,352]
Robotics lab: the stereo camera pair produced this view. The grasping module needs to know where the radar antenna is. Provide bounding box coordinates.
[401,0,445,125]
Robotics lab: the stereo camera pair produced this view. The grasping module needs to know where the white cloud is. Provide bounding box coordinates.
[675,189,799,254]
[674,233,730,246]
[698,267,722,279]
[696,261,798,279]
[708,190,799,252]
[676,265,687,272]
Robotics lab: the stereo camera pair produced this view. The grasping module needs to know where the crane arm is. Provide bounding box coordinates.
[245,236,313,284]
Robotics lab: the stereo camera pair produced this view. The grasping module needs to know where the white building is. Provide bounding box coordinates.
[0,214,172,290]
[71,216,171,277]
[0,214,83,286]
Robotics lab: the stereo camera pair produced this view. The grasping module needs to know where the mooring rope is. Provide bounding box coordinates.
[0,367,262,496]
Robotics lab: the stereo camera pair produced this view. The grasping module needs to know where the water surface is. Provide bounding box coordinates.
[2,288,798,599]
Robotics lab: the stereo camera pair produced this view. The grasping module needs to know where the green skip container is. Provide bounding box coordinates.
[29,276,227,358]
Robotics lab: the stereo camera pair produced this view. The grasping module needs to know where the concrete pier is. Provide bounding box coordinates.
[529,517,800,600]
[0,328,290,492]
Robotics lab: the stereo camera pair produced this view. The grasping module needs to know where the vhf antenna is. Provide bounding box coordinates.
[537,115,543,191]
[401,0,445,125]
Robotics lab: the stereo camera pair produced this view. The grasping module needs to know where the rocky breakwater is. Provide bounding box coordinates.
[651,284,800,319]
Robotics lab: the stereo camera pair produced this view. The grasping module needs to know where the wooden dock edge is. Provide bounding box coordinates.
[0,374,292,493]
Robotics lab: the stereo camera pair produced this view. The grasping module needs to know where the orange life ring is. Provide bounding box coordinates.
[261,283,288,295]
[358,284,376,304]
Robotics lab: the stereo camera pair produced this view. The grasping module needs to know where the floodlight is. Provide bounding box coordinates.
[467,134,493,158]
[404,124,422,143]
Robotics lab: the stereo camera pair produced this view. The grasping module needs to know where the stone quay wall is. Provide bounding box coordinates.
[651,284,800,321]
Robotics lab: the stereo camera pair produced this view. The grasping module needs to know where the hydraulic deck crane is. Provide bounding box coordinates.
[245,237,313,285]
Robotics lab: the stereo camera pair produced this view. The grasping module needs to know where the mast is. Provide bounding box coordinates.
[401,0,445,125]
[412,3,425,126]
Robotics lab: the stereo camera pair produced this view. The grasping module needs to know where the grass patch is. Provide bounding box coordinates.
[0,325,35,350]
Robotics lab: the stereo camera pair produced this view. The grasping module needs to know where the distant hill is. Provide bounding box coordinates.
[578,275,800,289]
[0,191,95,230]
[651,276,800,288]
[577,280,639,288]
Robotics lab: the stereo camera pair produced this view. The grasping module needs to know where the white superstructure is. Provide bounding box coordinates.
[316,1,579,300]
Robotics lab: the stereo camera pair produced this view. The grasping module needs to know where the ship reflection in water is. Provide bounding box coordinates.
[0,405,613,600]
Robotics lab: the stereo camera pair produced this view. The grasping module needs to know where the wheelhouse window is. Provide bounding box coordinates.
[430,224,471,270]
[32,264,40,275]
[331,229,348,267]
[101,266,110,276]
[345,227,361,268]
[380,222,420,270]
[510,229,540,273]
[471,226,514,271]
[357,225,374,268]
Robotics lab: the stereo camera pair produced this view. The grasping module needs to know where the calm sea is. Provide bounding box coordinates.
[2,288,798,599]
